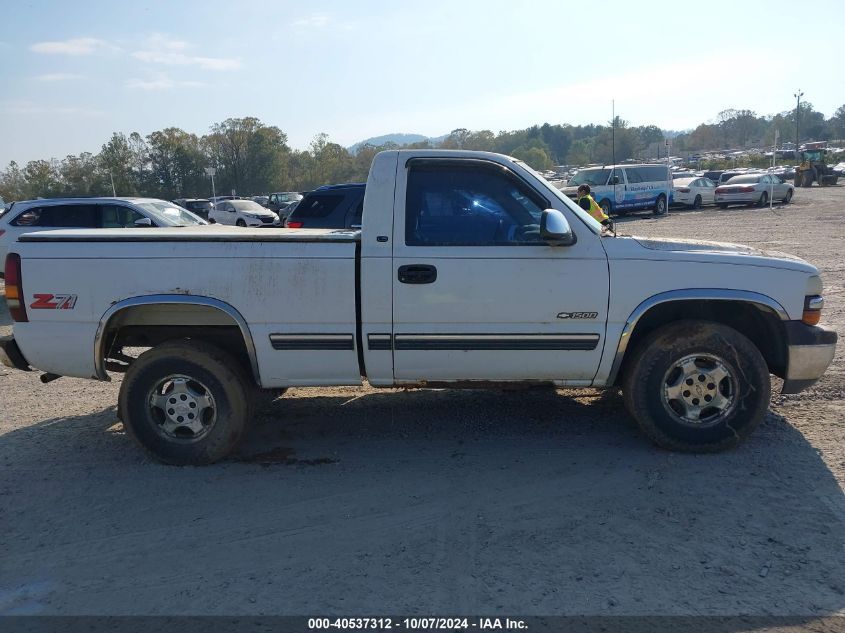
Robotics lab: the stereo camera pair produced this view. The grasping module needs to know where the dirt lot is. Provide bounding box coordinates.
[1,186,843,617]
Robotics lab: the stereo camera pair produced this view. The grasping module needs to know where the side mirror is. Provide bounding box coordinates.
[133,217,153,227]
[540,209,576,246]
[610,176,620,185]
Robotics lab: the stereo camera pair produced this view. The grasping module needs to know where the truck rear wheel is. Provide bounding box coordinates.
[622,320,770,453]
[118,340,251,465]
[653,194,667,216]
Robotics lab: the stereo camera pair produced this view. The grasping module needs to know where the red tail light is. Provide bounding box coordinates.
[715,187,726,194]
[4,253,28,322]
[738,186,755,193]
[286,221,303,228]
[675,187,690,193]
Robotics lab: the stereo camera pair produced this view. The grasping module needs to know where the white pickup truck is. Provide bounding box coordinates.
[1,150,837,464]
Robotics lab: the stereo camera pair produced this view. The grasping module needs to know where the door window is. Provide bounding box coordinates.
[625,168,643,184]
[405,163,547,246]
[100,205,145,228]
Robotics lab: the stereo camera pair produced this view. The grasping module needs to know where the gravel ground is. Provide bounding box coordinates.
[0,186,843,617]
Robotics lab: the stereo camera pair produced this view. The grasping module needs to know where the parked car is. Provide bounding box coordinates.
[672,177,717,209]
[251,196,270,207]
[208,199,280,227]
[1,150,835,465]
[717,171,749,185]
[702,170,725,183]
[715,174,794,208]
[208,195,241,207]
[561,164,672,216]
[0,197,206,275]
[284,183,364,229]
[267,192,303,218]
[172,198,213,220]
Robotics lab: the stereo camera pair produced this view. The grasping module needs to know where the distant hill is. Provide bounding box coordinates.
[348,133,447,154]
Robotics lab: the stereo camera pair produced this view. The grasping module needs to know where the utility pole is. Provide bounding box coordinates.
[204,167,217,200]
[794,90,804,150]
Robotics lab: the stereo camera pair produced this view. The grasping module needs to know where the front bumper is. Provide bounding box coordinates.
[782,322,837,394]
[0,335,31,371]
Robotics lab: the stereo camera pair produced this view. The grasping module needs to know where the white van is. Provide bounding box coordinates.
[562,164,673,216]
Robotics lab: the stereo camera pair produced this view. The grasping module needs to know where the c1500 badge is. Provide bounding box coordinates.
[30,294,78,310]
[557,311,598,319]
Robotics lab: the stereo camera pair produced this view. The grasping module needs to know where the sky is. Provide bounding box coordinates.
[1,0,843,166]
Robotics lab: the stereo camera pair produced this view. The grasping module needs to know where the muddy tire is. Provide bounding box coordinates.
[653,194,667,216]
[622,320,770,453]
[118,340,251,465]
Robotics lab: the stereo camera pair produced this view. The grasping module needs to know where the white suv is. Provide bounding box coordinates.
[0,197,206,276]
[208,199,280,227]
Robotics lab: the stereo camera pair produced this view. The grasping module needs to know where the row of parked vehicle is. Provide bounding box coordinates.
[674,173,794,209]
[172,185,367,230]
[0,183,371,268]
[0,165,797,271]
[558,163,796,215]
[171,192,303,227]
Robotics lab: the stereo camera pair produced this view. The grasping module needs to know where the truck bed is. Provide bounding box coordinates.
[11,226,363,386]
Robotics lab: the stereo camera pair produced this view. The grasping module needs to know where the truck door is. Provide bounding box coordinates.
[390,158,609,384]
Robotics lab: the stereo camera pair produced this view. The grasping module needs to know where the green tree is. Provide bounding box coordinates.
[59,152,108,196]
[566,139,593,165]
[145,128,207,199]
[511,146,553,170]
[204,117,291,194]
[0,161,28,201]
[99,133,139,196]
[22,159,61,198]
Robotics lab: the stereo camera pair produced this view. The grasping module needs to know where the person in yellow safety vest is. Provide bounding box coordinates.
[576,184,612,227]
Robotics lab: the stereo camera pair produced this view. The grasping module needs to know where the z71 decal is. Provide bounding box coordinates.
[556,311,598,319]
[30,294,78,310]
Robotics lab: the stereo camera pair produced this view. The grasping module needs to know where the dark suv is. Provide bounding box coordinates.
[267,192,304,219]
[285,183,365,229]
[173,198,213,220]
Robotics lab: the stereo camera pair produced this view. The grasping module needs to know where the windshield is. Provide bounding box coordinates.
[230,200,268,212]
[135,200,207,226]
[568,168,611,187]
[187,201,212,211]
[516,161,604,234]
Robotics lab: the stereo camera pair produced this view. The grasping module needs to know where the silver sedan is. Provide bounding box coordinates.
[714,174,794,208]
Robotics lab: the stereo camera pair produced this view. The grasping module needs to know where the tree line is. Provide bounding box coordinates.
[1,103,843,202]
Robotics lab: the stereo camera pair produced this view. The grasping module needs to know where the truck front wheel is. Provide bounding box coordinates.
[118,340,251,465]
[622,320,770,452]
